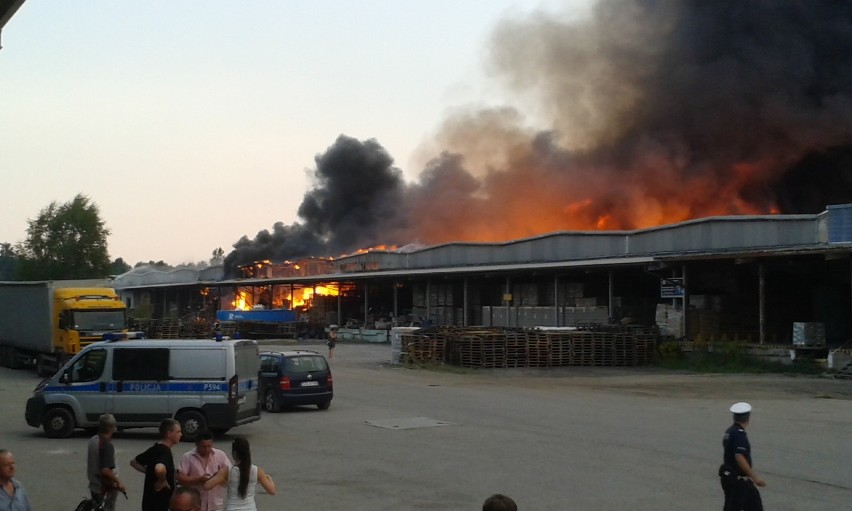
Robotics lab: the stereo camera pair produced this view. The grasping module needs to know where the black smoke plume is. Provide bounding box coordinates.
[223,136,407,274]
[226,0,852,275]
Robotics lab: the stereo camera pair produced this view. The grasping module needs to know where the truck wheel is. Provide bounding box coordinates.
[7,347,22,370]
[176,410,207,442]
[43,408,75,438]
[36,355,52,377]
[263,390,281,413]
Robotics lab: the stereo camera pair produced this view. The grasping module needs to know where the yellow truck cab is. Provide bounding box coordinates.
[0,282,127,375]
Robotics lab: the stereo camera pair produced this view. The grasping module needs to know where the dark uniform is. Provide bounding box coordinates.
[720,422,763,511]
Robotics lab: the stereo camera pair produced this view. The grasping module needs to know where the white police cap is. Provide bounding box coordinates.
[730,402,752,414]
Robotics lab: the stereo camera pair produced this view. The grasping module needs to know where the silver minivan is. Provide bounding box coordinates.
[25,338,261,439]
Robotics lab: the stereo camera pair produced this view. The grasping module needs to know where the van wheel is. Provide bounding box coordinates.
[44,408,75,438]
[177,411,207,441]
[264,390,281,413]
[317,401,331,410]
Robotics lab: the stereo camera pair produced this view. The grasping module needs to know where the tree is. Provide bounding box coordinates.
[0,242,18,280]
[134,260,171,269]
[210,247,225,265]
[16,194,111,280]
[110,257,132,276]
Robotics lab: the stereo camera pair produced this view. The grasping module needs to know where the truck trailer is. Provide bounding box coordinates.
[0,281,128,375]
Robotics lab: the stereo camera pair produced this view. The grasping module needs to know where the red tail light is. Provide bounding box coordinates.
[327,374,333,388]
[278,376,291,390]
[228,375,238,404]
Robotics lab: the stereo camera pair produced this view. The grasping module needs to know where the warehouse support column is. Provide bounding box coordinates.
[553,274,559,327]
[336,283,342,326]
[759,262,765,345]
[363,282,369,328]
[393,281,398,325]
[505,276,512,328]
[681,265,688,340]
[463,277,468,327]
[426,281,431,326]
[608,271,614,322]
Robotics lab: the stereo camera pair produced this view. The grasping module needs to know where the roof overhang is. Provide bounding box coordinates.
[0,0,26,50]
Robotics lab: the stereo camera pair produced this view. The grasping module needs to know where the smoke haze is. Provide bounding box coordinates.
[225,0,852,274]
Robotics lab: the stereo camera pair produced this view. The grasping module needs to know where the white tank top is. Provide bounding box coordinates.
[224,464,258,511]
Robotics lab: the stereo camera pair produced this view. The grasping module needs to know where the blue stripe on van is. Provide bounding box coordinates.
[44,379,258,393]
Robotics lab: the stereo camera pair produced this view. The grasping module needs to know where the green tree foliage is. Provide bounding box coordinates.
[110,257,132,276]
[16,194,111,280]
[0,242,19,280]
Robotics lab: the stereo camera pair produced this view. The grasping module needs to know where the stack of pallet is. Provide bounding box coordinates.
[402,329,446,364]
[505,329,528,367]
[400,325,659,368]
[526,330,551,368]
[454,329,506,368]
[158,319,181,339]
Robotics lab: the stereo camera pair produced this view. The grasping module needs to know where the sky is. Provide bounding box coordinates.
[0,0,589,266]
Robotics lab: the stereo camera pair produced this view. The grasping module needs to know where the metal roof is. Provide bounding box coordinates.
[113,206,852,290]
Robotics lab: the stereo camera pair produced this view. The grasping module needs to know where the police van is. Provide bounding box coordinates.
[25,338,261,439]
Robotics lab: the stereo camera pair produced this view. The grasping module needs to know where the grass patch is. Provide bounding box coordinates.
[655,348,824,375]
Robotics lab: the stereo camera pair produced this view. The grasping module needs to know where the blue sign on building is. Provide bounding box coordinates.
[216,309,297,323]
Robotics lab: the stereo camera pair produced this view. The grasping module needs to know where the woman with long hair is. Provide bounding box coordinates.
[204,438,275,510]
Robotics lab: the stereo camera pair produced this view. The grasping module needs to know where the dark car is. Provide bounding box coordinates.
[259,350,333,412]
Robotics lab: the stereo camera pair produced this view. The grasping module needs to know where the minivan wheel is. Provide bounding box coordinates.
[317,400,331,410]
[43,407,75,438]
[264,390,281,413]
[176,410,207,441]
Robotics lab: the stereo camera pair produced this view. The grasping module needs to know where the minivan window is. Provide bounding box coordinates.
[113,348,169,380]
[71,348,107,382]
[284,356,327,373]
[259,355,279,373]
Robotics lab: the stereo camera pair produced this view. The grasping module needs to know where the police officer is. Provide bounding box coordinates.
[719,402,766,511]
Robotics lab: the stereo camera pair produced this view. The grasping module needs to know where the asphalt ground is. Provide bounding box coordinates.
[1,340,851,510]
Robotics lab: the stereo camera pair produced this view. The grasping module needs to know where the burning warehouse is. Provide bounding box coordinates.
[114,1,852,363]
[115,204,852,352]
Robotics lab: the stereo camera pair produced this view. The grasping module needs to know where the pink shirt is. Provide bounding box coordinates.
[178,447,232,511]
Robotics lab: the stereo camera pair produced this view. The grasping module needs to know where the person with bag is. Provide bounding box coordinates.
[204,438,275,511]
[87,414,127,511]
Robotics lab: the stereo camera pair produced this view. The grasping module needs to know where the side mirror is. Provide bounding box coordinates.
[58,318,66,329]
[60,372,71,384]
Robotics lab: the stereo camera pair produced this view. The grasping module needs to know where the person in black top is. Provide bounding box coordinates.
[719,402,766,511]
[131,418,182,511]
